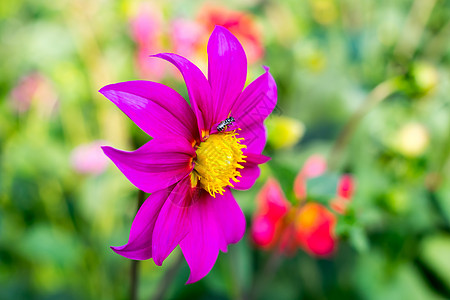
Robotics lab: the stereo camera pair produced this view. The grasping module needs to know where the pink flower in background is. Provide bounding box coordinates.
[251,155,354,257]
[251,178,290,248]
[197,4,264,63]
[171,19,206,60]
[70,141,110,175]
[250,176,337,257]
[10,72,58,115]
[170,4,264,65]
[129,3,167,80]
[251,178,337,256]
[292,155,354,256]
[295,203,337,257]
[131,4,264,81]
[100,26,277,283]
[330,174,355,214]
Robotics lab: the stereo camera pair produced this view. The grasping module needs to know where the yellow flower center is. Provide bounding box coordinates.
[192,131,247,198]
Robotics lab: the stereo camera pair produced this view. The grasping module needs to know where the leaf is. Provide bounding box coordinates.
[420,234,450,289]
[306,174,340,204]
[349,226,369,253]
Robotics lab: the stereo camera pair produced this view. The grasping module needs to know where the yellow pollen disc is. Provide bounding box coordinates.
[193,131,247,198]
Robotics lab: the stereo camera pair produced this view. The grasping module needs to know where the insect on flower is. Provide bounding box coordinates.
[100,26,277,283]
[216,116,235,132]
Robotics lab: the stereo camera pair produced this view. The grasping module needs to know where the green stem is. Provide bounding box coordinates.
[151,254,184,300]
[228,247,244,300]
[393,0,437,60]
[130,190,146,300]
[248,247,283,300]
[427,113,450,191]
[247,218,297,300]
[328,78,397,170]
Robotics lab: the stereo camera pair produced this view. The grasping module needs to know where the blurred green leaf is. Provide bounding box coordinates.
[306,174,339,204]
[420,234,450,289]
[349,226,369,253]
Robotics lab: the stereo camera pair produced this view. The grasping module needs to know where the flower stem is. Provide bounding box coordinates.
[328,79,397,170]
[130,190,146,300]
[151,254,184,300]
[228,247,244,300]
[393,0,437,61]
[427,113,450,191]
[248,247,283,300]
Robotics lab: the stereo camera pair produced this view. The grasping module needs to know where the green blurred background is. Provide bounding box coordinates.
[1,0,450,299]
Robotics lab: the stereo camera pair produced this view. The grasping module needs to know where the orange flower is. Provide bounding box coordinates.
[171,4,264,65]
[295,203,337,257]
[251,155,355,257]
[197,4,264,63]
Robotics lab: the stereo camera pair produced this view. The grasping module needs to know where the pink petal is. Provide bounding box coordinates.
[293,174,307,200]
[233,153,270,190]
[337,174,355,199]
[152,53,213,134]
[251,215,276,247]
[207,26,247,123]
[110,188,170,260]
[238,122,267,154]
[70,140,109,175]
[102,135,194,194]
[152,176,202,266]
[233,163,260,190]
[301,155,327,178]
[304,221,336,257]
[99,81,198,142]
[210,189,246,246]
[295,203,337,257]
[256,178,290,222]
[180,192,222,284]
[231,66,277,132]
[246,153,271,164]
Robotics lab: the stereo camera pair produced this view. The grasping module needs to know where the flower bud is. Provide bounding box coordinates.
[331,174,355,214]
[266,115,305,150]
[411,62,438,97]
[394,122,429,157]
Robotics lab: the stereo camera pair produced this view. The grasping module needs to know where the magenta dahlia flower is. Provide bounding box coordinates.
[100,26,277,283]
